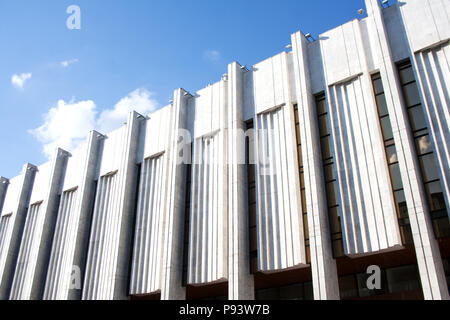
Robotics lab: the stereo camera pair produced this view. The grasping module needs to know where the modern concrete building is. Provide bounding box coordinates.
[0,0,449,300]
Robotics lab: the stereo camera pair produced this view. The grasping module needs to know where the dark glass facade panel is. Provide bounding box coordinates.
[182,160,192,287]
[443,259,450,292]
[386,265,421,294]
[415,135,433,155]
[255,282,314,301]
[397,61,450,239]
[419,153,440,182]
[402,83,421,107]
[371,73,413,245]
[339,264,421,299]
[356,271,387,297]
[246,120,258,274]
[315,93,343,258]
[408,105,428,131]
[380,117,394,141]
[339,275,358,299]
[294,105,311,264]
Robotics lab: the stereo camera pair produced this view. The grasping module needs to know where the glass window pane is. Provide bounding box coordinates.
[389,163,403,191]
[333,239,345,258]
[357,271,387,297]
[321,136,332,160]
[399,66,415,84]
[303,282,314,301]
[248,188,256,206]
[415,135,433,155]
[376,94,389,117]
[386,265,420,293]
[339,276,358,299]
[255,288,279,300]
[425,181,446,212]
[324,163,336,182]
[303,213,309,240]
[403,82,421,107]
[250,227,257,251]
[419,153,439,182]
[300,173,305,189]
[318,114,330,136]
[443,259,450,276]
[297,145,303,166]
[251,257,258,274]
[386,145,398,164]
[279,284,303,300]
[394,190,409,219]
[408,105,427,131]
[316,98,326,115]
[249,204,256,226]
[301,190,307,213]
[381,117,394,141]
[433,217,450,239]
[329,207,341,234]
[373,78,384,95]
[326,181,339,207]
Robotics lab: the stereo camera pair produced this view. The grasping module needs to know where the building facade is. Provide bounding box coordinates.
[0,0,449,300]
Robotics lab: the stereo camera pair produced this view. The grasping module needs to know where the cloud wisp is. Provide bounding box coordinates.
[61,59,79,68]
[11,73,32,89]
[203,49,221,62]
[30,88,159,159]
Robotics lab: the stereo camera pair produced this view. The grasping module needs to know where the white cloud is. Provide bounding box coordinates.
[61,59,79,68]
[30,88,159,158]
[203,49,221,62]
[11,73,32,89]
[29,99,97,158]
[97,88,159,133]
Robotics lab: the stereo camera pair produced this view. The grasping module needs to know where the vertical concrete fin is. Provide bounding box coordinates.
[227,61,255,300]
[291,30,340,300]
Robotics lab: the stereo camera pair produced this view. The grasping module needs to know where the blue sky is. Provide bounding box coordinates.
[0,0,368,179]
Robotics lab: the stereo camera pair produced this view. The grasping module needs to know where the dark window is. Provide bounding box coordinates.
[294,105,311,264]
[246,120,258,274]
[315,93,343,258]
[386,265,421,294]
[397,61,450,239]
[255,282,314,301]
[339,264,420,299]
[339,275,358,299]
[182,146,193,287]
[371,73,413,245]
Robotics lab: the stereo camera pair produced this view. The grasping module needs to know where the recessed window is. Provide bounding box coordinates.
[402,83,422,107]
[386,265,420,294]
[386,145,398,164]
[424,182,446,212]
[398,66,415,84]
[389,163,403,191]
[408,105,428,131]
[380,117,394,141]
[415,135,433,155]
[376,94,389,117]
[419,154,440,182]
[339,275,358,299]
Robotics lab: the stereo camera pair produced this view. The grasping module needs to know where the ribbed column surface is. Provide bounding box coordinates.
[415,42,450,212]
[255,107,305,272]
[9,203,42,300]
[327,76,401,255]
[82,173,119,300]
[0,215,11,260]
[188,133,227,285]
[43,188,79,300]
[130,155,166,295]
